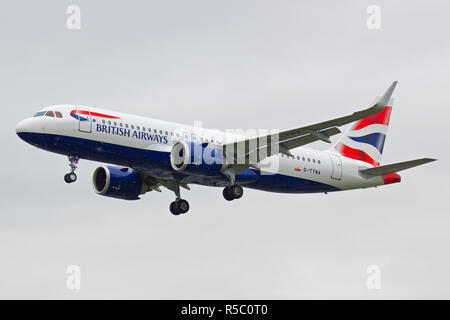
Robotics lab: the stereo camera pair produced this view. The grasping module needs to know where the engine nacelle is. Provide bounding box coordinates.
[92,165,144,200]
[170,141,226,176]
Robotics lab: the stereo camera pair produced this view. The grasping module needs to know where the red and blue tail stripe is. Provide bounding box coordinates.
[334,105,392,167]
[335,142,380,167]
[351,106,392,130]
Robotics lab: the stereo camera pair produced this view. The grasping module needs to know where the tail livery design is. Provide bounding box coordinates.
[334,100,393,167]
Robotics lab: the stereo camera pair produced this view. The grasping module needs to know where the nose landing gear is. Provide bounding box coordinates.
[64,155,79,184]
[64,172,77,183]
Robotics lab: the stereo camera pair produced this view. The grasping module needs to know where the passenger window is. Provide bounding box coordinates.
[176,133,180,137]
[114,122,117,126]
[33,111,46,117]
[102,120,106,124]
[125,124,129,128]
[119,123,123,127]
[318,160,321,164]
[160,130,163,134]
[154,129,157,133]
[45,111,55,117]
[165,131,168,135]
[131,125,134,129]
[137,126,140,130]
[108,121,111,125]
[313,159,316,163]
[148,128,151,132]
[307,158,310,162]
[297,156,300,160]
[55,111,63,118]
[302,157,305,161]
[142,127,145,131]
[170,132,173,136]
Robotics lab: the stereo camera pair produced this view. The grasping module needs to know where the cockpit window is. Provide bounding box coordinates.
[45,111,55,117]
[55,111,63,118]
[33,111,46,117]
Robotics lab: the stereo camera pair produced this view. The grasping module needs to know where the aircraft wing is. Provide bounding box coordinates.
[223,81,398,165]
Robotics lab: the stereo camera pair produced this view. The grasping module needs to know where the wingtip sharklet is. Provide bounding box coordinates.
[352,81,398,118]
[377,81,398,108]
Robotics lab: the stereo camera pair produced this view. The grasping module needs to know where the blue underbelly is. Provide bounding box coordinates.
[17,132,339,193]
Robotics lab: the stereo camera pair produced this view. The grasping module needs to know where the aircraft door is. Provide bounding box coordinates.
[77,107,92,133]
[329,153,342,180]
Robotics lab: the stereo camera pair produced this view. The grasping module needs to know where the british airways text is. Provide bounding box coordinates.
[96,124,168,144]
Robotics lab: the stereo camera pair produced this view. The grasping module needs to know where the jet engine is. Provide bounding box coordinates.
[169,141,226,176]
[92,166,145,200]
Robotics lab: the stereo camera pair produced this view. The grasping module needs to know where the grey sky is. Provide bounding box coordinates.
[0,0,448,299]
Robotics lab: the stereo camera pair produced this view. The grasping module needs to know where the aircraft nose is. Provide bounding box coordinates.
[16,118,35,143]
[16,119,28,134]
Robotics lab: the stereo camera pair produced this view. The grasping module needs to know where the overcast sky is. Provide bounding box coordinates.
[0,0,449,299]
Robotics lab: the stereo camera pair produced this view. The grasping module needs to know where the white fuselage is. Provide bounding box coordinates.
[16,105,387,193]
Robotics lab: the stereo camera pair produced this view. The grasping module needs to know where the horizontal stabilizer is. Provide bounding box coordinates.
[360,158,436,176]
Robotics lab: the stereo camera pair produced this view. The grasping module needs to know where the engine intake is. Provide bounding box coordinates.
[170,141,226,176]
[92,166,144,200]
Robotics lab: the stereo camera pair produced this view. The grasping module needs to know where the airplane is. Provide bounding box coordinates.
[15,81,436,215]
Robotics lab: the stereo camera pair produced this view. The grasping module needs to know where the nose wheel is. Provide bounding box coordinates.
[64,155,79,184]
[64,172,77,183]
[223,184,243,201]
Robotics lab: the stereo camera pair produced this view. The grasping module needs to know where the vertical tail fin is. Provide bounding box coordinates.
[332,82,397,167]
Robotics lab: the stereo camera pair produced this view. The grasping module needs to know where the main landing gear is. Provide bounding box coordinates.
[223,184,243,201]
[64,155,79,184]
[169,182,190,216]
[170,199,189,215]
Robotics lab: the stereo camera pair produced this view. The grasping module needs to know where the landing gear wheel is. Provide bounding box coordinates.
[64,174,71,183]
[223,185,243,201]
[64,173,77,183]
[170,199,190,215]
[170,202,180,215]
[68,172,77,183]
[229,184,243,199]
[178,199,189,214]
[223,187,234,201]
